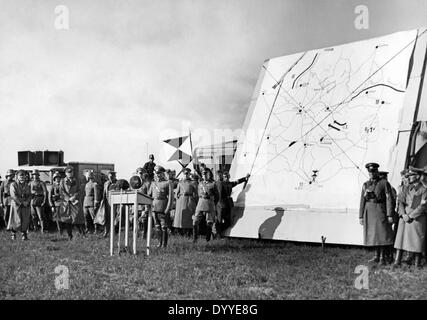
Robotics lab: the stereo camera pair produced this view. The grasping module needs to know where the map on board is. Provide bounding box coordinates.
[230,29,419,211]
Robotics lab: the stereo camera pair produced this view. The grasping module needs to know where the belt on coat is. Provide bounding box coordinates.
[366,199,384,203]
[183,193,193,196]
[201,196,211,199]
[154,197,167,200]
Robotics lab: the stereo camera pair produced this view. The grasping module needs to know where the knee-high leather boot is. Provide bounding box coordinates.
[414,253,422,269]
[65,223,73,240]
[162,229,168,248]
[40,220,45,234]
[56,221,62,235]
[157,229,163,248]
[393,249,403,267]
[141,221,147,239]
[379,246,386,265]
[206,224,212,242]
[193,225,198,243]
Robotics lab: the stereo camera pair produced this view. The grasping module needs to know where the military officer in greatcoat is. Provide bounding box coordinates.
[359,163,394,264]
[8,170,32,240]
[147,165,173,248]
[215,171,250,238]
[393,166,427,269]
[174,168,197,235]
[49,171,64,235]
[193,167,219,243]
[95,170,119,238]
[0,169,15,230]
[29,169,48,234]
[166,169,178,233]
[83,171,100,234]
[59,166,84,239]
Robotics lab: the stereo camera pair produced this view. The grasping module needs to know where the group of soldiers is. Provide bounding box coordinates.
[0,154,250,247]
[360,162,427,269]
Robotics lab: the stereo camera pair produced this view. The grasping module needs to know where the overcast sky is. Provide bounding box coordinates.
[1,0,426,177]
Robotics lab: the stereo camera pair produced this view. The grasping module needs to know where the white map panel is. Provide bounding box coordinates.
[228,29,423,244]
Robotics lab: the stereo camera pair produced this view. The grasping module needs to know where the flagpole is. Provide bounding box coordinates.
[189,128,194,169]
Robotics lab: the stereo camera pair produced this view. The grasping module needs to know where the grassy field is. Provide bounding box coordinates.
[0,229,426,300]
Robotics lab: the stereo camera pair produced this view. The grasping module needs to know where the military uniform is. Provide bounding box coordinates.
[148,167,172,247]
[8,178,32,239]
[174,178,197,230]
[143,161,156,181]
[168,177,178,229]
[359,163,394,264]
[83,178,100,233]
[0,171,14,230]
[392,166,427,268]
[138,179,152,238]
[215,175,248,235]
[94,174,119,237]
[29,173,48,233]
[194,177,219,242]
[59,175,83,232]
[394,181,427,252]
[49,173,64,234]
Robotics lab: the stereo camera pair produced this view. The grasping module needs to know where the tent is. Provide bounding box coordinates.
[226,28,427,245]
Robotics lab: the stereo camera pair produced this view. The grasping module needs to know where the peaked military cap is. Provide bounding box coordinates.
[365,162,379,172]
[154,165,165,173]
[6,169,15,177]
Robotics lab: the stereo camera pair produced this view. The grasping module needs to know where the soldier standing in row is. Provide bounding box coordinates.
[8,170,32,240]
[359,163,394,264]
[49,171,64,235]
[136,169,152,239]
[193,168,219,243]
[174,168,197,236]
[148,166,173,248]
[215,171,250,238]
[166,169,178,233]
[30,170,48,234]
[378,170,398,262]
[60,166,84,239]
[0,169,15,230]
[83,171,100,234]
[98,170,118,238]
[393,166,427,269]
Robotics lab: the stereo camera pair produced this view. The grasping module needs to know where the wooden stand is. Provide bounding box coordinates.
[109,190,153,256]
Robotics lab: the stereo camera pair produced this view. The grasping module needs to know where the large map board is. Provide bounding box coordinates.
[227,29,427,245]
